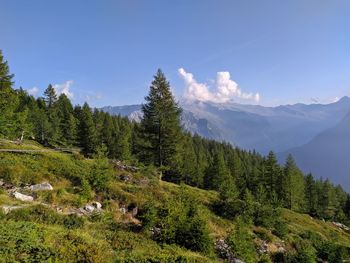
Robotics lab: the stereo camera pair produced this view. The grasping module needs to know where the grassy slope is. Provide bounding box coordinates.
[0,140,349,262]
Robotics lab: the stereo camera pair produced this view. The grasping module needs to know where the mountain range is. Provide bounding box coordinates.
[101,96,350,190]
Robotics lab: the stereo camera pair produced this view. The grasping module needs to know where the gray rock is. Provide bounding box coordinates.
[132,207,138,217]
[119,207,127,214]
[1,204,30,214]
[215,239,245,263]
[84,204,95,213]
[119,174,132,182]
[92,201,102,210]
[13,191,34,202]
[30,182,53,191]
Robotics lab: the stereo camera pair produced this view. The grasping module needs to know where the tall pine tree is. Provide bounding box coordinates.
[139,69,182,173]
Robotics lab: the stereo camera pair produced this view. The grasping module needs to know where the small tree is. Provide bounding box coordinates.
[89,145,113,191]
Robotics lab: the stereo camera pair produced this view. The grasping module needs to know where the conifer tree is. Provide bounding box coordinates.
[139,69,182,172]
[77,103,97,155]
[264,151,280,202]
[282,154,305,211]
[305,173,318,215]
[56,94,77,145]
[0,50,18,137]
[44,84,57,108]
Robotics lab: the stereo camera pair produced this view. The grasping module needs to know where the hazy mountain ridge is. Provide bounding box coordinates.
[281,111,350,189]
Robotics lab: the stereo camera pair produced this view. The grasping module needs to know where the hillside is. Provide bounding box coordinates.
[1,140,350,262]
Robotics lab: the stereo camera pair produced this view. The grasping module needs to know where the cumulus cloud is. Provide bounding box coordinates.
[27,87,39,96]
[178,68,260,103]
[53,80,74,99]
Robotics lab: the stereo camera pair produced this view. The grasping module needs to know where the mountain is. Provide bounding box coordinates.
[281,111,350,189]
[101,96,350,154]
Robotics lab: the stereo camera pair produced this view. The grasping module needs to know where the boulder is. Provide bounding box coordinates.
[131,207,138,217]
[84,204,95,213]
[13,191,34,202]
[119,174,132,182]
[1,204,29,214]
[30,182,53,191]
[215,239,244,263]
[92,201,102,209]
[119,207,127,214]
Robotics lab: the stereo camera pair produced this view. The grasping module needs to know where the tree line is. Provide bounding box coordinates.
[1,50,350,225]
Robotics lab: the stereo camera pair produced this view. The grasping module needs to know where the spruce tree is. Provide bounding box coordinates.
[77,103,97,155]
[56,94,77,145]
[0,50,18,137]
[44,84,57,108]
[140,69,182,172]
[264,151,280,202]
[282,154,305,211]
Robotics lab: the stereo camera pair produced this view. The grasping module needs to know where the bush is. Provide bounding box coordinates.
[254,228,273,242]
[63,214,85,229]
[317,241,348,263]
[226,219,257,263]
[288,243,316,263]
[143,186,213,254]
[272,218,288,239]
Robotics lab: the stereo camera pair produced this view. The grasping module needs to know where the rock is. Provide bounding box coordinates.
[84,204,95,213]
[29,182,53,191]
[332,221,350,231]
[215,239,244,263]
[119,207,127,214]
[1,204,29,214]
[258,240,269,254]
[112,160,139,172]
[13,191,34,202]
[132,207,138,217]
[119,174,132,182]
[92,201,102,210]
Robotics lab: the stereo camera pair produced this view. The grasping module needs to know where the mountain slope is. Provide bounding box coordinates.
[281,111,350,190]
[0,141,350,262]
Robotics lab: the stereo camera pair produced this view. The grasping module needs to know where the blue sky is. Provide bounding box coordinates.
[2,0,350,107]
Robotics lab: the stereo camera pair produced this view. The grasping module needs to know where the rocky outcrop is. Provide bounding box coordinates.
[215,239,245,263]
[12,191,34,202]
[28,182,53,191]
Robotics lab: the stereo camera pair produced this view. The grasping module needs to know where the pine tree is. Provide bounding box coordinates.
[77,103,97,155]
[0,50,18,137]
[305,173,318,216]
[179,135,198,185]
[56,94,77,145]
[139,69,182,172]
[282,154,305,211]
[44,84,57,108]
[264,151,280,202]
[205,150,230,190]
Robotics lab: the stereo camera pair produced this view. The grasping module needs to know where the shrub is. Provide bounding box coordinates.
[63,214,85,229]
[272,218,288,239]
[226,219,257,263]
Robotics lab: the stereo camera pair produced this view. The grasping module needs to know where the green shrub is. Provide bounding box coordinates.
[254,228,273,242]
[273,218,288,239]
[288,242,316,263]
[63,214,85,229]
[226,219,257,263]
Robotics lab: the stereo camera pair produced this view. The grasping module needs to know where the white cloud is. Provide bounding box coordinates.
[178,68,260,103]
[27,87,39,96]
[53,80,74,99]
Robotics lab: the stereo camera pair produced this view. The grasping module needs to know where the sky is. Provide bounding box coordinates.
[1,0,350,107]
